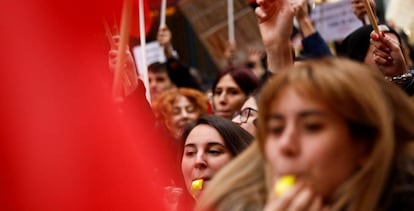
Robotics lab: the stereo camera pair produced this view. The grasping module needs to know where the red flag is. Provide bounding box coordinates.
[0,0,171,210]
[105,0,152,39]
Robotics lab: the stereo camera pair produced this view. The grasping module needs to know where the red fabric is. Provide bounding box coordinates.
[207,101,214,114]
[130,0,153,39]
[104,0,152,39]
[147,0,180,10]
[0,0,169,210]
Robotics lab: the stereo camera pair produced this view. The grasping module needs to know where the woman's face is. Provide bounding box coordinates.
[166,95,200,139]
[264,87,367,199]
[181,124,233,199]
[213,74,247,119]
[232,96,258,136]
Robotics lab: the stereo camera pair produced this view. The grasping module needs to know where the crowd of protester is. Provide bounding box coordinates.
[108,0,414,210]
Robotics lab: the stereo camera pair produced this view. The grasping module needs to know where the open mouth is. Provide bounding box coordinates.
[192,177,210,182]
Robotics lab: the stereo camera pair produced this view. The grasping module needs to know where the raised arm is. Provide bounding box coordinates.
[157,25,176,59]
[370,26,414,95]
[255,0,295,73]
[291,0,314,37]
[370,28,407,78]
[292,0,331,58]
[108,35,139,97]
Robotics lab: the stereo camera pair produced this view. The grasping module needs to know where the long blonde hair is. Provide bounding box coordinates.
[197,58,414,211]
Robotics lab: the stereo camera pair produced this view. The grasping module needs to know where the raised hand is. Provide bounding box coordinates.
[255,0,295,72]
[108,35,136,72]
[264,182,326,211]
[370,27,407,78]
[255,0,295,48]
[291,0,308,20]
[224,41,237,66]
[108,35,139,97]
[157,25,176,58]
[291,0,315,37]
[157,25,172,48]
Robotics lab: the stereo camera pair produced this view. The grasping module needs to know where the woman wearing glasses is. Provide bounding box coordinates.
[232,94,259,136]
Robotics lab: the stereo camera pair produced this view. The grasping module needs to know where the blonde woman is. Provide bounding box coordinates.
[196,58,414,211]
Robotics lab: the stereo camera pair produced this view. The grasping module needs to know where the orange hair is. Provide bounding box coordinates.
[152,88,208,124]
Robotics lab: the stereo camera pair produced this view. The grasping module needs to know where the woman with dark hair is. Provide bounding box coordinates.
[178,115,254,209]
[211,66,259,119]
[152,88,209,211]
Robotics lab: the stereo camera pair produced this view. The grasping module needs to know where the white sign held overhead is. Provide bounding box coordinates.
[310,0,362,41]
[132,41,167,80]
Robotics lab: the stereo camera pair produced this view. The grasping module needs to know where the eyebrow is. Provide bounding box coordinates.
[184,142,226,148]
[268,110,326,120]
[216,86,241,90]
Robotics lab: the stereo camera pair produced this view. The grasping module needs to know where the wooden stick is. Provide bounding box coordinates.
[112,0,133,100]
[363,0,379,34]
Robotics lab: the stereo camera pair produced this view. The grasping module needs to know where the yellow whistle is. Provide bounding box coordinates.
[274,175,296,196]
[191,179,204,191]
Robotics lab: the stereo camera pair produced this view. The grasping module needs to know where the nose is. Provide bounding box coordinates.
[180,109,189,118]
[218,92,227,105]
[278,124,300,157]
[232,115,241,125]
[194,152,207,169]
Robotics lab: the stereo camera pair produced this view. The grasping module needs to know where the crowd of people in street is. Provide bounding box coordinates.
[109,0,414,210]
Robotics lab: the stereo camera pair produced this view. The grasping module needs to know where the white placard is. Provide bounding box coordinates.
[310,0,362,41]
[132,41,167,79]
